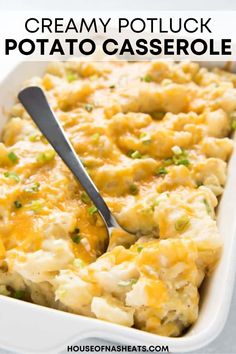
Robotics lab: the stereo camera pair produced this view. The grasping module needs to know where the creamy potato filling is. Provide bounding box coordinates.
[0,60,235,336]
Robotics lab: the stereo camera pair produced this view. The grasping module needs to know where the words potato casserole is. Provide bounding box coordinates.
[0,60,235,337]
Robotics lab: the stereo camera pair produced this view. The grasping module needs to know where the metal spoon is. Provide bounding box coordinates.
[18,86,130,251]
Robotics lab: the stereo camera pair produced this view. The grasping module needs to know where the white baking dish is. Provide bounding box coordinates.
[0,61,236,354]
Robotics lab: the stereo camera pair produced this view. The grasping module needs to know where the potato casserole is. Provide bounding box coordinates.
[0,60,235,337]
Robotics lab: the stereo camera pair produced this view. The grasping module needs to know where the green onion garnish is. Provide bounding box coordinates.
[14,200,22,209]
[70,228,82,244]
[24,182,40,193]
[230,111,236,130]
[12,290,25,300]
[129,150,142,159]
[129,184,139,195]
[67,71,78,83]
[175,216,190,233]
[137,246,143,253]
[81,192,91,205]
[88,205,98,215]
[3,171,20,182]
[84,104,94,112]
[155,167,168,176]
[91,133,100,143]
[72,234,81,244]
[170,148,191,167]
[140,132,152,144]
[37,150,56,163]
[140,75,152,83]
[203,199,211,214]
[173,158,190,166]
[30,200,44,213]
[8,152,19,164]
[29,134,41,142]
[118,279,138,287]
[232,120,236,130]
[163,158,173,166]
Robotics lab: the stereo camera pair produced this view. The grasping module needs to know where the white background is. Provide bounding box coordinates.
[0,1,235,353]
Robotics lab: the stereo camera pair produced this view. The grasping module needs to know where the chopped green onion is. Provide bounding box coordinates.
[152,112,165,120]
[129,184,139,195]
[203,199,211,214]
[163,158,173,166]
[155,167,168,176]
[12,289,25,299]
[118,279,138,287]
[175,216,190,233]
[24,182,40,193]
[81,192,91,205]
[30,200,44,213]
[232,120,236,130]
[140,75,152,83]
[137,246,143,253]
[230,111,236,130]
[127,150,134,157]
[70,227,81,244]
[37,150,56,163]
[14,200,22,209]
[129,150,142,159]
[84,104,94,112]
[29,134,41,142]
[66,71,78,83]
[88,205,98,215]
[173,157,190,166]
[8,152,19,164]
[31,182,40,192]
[91,133,100,143]
[72,234,81,244]
[140,132,152,144]
[171,149,191,167]
[3,171,20,182]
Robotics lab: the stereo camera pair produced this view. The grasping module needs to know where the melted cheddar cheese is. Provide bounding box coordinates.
[0,59,235,337]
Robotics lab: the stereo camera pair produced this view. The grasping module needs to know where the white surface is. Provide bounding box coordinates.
[0,1,236,353]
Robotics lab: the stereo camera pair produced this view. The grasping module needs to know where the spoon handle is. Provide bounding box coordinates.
[18,86,118,230]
